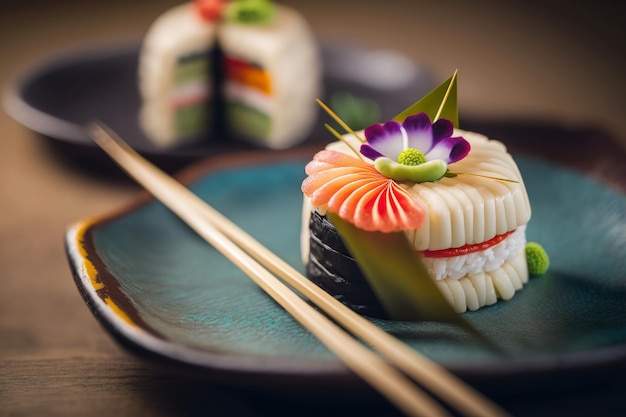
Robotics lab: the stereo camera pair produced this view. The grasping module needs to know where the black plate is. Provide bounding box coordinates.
[3,38,433,163]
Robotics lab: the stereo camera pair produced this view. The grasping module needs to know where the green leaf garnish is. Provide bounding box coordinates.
[328,212,468,326]
[393,70,459,127]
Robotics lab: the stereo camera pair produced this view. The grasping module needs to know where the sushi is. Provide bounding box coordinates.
[301,75,545,319]
[138,1,218,147]
[138,0,321,149]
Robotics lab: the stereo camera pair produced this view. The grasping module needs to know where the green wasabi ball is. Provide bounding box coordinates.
[526,242,549,276]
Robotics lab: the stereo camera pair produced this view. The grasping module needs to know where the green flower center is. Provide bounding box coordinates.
[397,148,426,166]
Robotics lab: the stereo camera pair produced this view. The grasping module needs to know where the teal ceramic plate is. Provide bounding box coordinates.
[66,131,626,394]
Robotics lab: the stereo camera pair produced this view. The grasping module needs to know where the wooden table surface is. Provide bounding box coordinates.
[1,1,624,416]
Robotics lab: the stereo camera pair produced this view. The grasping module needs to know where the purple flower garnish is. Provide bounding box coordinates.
[360,113,470,164]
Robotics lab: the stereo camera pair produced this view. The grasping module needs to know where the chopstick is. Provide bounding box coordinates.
[88,122,511,417]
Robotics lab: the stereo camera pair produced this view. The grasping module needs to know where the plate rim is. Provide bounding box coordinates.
[2,38,142,144]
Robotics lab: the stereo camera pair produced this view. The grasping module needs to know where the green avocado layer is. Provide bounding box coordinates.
[226,101,271,142]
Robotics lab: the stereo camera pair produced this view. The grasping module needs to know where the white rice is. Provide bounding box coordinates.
[423,225,526,281]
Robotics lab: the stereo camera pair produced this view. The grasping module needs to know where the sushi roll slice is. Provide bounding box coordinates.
[301,113,534,318]
[138,2,218,147]
[218,3,321,149]
[137,0,321,149]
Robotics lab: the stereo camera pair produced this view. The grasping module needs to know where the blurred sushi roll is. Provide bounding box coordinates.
[138,1,321,149]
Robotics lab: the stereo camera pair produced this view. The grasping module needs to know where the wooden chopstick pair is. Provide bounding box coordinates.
[87,122,510,417]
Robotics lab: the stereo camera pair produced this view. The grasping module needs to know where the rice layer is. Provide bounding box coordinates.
[436,246,528,313]
[423,225,526,281]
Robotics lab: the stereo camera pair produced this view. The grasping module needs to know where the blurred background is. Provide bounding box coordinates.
[1,0,625,144]
[1,1,624,416]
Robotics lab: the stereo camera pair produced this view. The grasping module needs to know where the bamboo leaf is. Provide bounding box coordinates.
[327,212,468,326]
[393,71,459,127]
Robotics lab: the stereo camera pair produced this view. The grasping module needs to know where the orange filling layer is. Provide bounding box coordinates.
[225,57,272,95]
[421,230,515,258]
